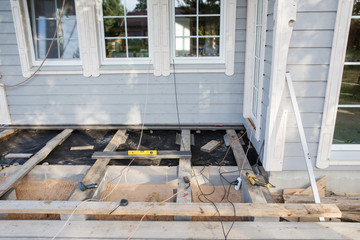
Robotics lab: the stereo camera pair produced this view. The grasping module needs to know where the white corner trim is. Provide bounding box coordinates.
[316,0,354,169]
[243,0,256,118]
[224,0,236,76]
[151,0,170,76]
[10,0,32,78]
[0,84,11,125]
[77,0,100,77]
[263,0,297,171]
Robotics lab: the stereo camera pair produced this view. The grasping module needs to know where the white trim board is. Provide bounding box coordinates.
[316,0,354,169]
[262,0,297,171]
[0,84,11,125]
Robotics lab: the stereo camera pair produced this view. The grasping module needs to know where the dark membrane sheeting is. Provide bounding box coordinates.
[0,129,258,167]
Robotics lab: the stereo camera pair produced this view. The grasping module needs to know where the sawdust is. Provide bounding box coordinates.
[6,179,76,220]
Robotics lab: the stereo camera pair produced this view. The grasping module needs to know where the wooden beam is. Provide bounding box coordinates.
[0,129,16,141]
[0,201,341,218]
[92,150,191,159]
[67,130,127,202]
[70,146,94,151]
[284,195,360,211]
[226,129,278,221]
[175,129,192,221]
[0,129,73,198]
[0,221,357,239]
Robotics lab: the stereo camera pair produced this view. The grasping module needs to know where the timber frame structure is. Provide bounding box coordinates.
[0,128,358,240]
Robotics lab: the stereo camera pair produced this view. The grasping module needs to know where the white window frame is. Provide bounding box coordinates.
[169,0,236,76]
[316,0,360,168]
[243,0,267,141]
[10,0,83,77]
[97,0,153,66]
[170,0,225,64]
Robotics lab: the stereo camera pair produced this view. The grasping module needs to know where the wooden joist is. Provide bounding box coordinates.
[0,221,357,239]
[175,129,192,221]
[283,195,360,211]
[67,130,128,202]
[92,150,191,159]
[0,129,73,198]
[0,201,341,218]
[0,129,17,141]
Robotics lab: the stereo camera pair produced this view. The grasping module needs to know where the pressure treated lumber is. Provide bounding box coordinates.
[0,129,73,198]
[92,150,191,159]
[67,130,127,202]
[283,195,360,211]
[200,140,221,152]
[70,145,94,151]
[175,129,192,221]
[0,201,342,218]
[0,221,358,239]
[0,129,16,141]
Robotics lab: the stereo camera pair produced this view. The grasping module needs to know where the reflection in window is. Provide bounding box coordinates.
[27,0,79,60]
[333,1,360,144]
[174,0,221,57]
[103,0,148,58]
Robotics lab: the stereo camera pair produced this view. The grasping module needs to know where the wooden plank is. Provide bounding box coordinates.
[175,129,192,221]
[226,129,276,221]
[200,140,221,152]
[0,201,341,218]
[284,195,360,211]
[70,145,94,151]
[5,153,33,159]
[298,176,326,197]
[0,129,16,141]
[92,150,191,159]
[67,130,127,202]
[0,221,358,239]
[0,129,73,198]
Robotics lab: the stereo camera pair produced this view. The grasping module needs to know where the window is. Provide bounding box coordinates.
[11,0,236,76]
[27,0,79,61]
[333,1,360,145]
[100,0,149,59]
[172,0,223,63]
[243,0,267,140]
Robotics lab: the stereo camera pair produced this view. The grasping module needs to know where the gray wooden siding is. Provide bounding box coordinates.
[0,0,247,126]
[282,0,338,170]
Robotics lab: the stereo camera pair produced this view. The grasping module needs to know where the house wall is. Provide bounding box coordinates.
[0,0,247,126]
[279,0,360,171]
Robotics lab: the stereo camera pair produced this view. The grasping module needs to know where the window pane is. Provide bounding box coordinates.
[353,0,360,15]
[176,37,196,57]
[60,38,79,58]
[199,37,219,56]
[36,19,56,39]
[339,65,360,105]
[57,0,76,16]
[104,18,126,37]
[333,108,360,144]
[126,0,147,15]
[199,0,220,14]
[128,38,148,57]
[37,40,58,58]
[252,88,258,117]
[103,0,125,16]
[59,17,77,39]
[199,17,220,36]
[175,0,196,15]
[345,19,360,62]
[106,39,126,58]
[254,58,260,87]
[255,26,262,57]
[34,0,56,18]
[127,17,148,36]
[175,17,196,36]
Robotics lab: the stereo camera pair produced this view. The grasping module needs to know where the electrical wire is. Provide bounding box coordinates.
[172,59,185,148]
[5,0,67,88]
[127,131,248,240]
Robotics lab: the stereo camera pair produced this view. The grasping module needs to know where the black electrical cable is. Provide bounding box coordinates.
[172,59,185,148]
[194,167,228,240]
